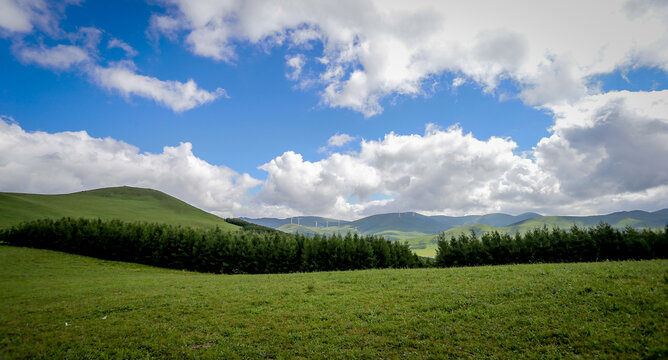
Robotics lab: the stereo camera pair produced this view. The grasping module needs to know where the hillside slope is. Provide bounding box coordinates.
[406,210,668,257]
[509,210,668,229]
[430,212,542,228]
[0,186,238,231]
[241,216,349,229]
[347,212,442,234]
[1,247,665,359]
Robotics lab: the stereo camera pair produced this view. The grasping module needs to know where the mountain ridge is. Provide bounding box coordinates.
[244,209,668,257]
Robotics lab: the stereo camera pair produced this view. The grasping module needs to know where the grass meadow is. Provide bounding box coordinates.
[1,246,666,359]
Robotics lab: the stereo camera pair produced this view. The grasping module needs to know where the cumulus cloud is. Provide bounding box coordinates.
[254,125,548,219]
[152,0,668,115]
[0,118,261,216]
[535,90,668,198]
[92,62,227,112]
[252,90,668,219]
[3,90,667,219]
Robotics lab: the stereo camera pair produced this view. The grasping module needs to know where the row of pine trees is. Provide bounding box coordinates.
[1,218,666,274]
[0,217,421,274]
[435,223,668,267]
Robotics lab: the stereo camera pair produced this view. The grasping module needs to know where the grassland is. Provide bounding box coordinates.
[1,246,665,359]
[0,186,238,231]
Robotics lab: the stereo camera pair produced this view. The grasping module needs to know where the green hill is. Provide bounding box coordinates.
[509,210,668,229]
[241,216,350,228]
[0,186,238,231]
[348,212,444,234]
[430,212,542,228]
[276,223,359,237]
[405,211,668,257]
[255,209,668,258]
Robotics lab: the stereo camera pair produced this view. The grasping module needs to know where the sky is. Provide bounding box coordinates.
[1,0,667,220]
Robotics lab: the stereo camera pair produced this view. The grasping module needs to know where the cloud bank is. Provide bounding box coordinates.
[252,90,668,218]
[3,90,666,219]
[1,1,666,219]
[0,117,260,217]
[152,0,668,115]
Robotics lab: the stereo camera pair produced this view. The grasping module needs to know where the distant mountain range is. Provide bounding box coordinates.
[2,186,666,258]
[242,209,668,236]
[242,212,544,235]
[242,209,668,257]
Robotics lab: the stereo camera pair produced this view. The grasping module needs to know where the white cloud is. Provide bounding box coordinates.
[13,43,91,70]
[108,38,137,57]
[0,118,261,216]
[11,38,226,112]
[153,0,668,115]
[148,14,184,41]
[253,90,668,218]
[318,133,356,154]
[451,77,466,89]
[327,133,355,147]
[535,90,668,198]
[254,125,549,219]
[0,0,80,36]
[286,54,305,81]
[92,62,227,112]
[0,0,33,33]
[3,2,225,113]
[3,90,667,219]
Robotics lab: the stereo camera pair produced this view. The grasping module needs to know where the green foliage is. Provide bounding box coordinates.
[224,218,282,234]
[0,186,239,231]
[435,223,668,267]
[0,217,421,274]
[1,247,666,359]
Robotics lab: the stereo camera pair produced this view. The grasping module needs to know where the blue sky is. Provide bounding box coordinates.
[1,0,667,219]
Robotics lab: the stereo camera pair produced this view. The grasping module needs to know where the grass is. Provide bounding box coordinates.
[1,246,666,359]
[0,186,238,231]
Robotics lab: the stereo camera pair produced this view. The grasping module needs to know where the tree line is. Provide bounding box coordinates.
[435,223,668,267]
[0,217,421,274]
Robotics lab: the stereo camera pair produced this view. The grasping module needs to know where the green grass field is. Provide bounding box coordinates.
[1,246,665,359]
[0,186,238,231]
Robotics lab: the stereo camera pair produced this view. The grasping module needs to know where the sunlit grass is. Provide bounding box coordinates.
[0,187,238,231]
[1,246,666,359]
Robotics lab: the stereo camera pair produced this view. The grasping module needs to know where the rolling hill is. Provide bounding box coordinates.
[431,212,542,228]
[406,210,668,257]
[508,210,668,229]
[241,216,349,229]
[0,186,239,231]
[246,209,668,257]
[247,211,544,236]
